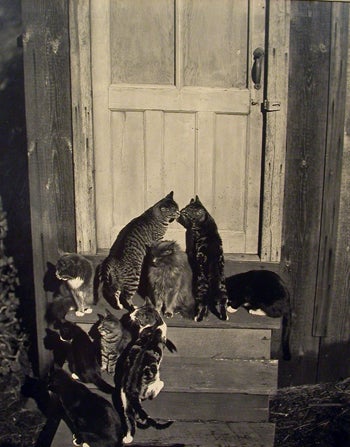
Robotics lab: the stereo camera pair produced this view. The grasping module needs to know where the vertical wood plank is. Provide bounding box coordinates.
[144,111,164,206]
[246,0,265,253]
[69,0,96,254]
[260,0,290,262]
[279,1,331,386]
[91,0,112,251]
[22,0,75,375]
[197,111,215,210]
[313,2,349,337]
[110,112,145,244]
[317,3,350,383]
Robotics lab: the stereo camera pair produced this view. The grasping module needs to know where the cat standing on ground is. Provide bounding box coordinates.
[95,192,179,311]
[113,298,175,444]
[140,240,195,319]
[178,196,228,322]
[48,367,123,447]
[226,269,291,360]
[55,252,95,317]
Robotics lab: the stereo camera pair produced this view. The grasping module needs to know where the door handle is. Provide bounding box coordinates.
[251,47,264,90]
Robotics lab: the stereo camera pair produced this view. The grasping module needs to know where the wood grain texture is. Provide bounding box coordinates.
[279,1,332,386]
[142,392,269,422]
[22,0,76,375]
[110,0,174,85]
[313,2,349,337]
[318,3,350,382]
[260,0,290,262]
[69,0,96,254]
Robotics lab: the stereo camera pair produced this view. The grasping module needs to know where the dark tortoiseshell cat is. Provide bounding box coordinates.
[113,298,175,444]
[140,240,195,318]
[48,368,123,447]
[92,309,132,375]
[178,196,228,322]
[95,192,179,311]
[55,252,95,317]
[226,270,292,360]
[51,320,114,394]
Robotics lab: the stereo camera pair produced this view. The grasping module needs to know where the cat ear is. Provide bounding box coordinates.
[144,296,154,307]
[166,191,174,199]
[190,198,195,204]
[105,309,113,316]
[195,195,201,203]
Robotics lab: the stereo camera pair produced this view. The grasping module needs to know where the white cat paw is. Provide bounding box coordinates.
[75,310,85,317]
[84,307,93,314]
[72,434,81,446]
[71,373,80,380]
[227,306,238,313]
[123,434,133,444]
[249,309,267,316]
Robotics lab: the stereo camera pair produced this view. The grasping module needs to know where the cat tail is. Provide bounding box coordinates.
[92,374,115,394]
[132,398,174,430]
[282,304,292,361]
[165,338,177,353]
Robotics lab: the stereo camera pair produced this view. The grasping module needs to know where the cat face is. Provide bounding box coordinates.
[153,191,180,223]
[148,240,178,266]
[178,195,207,228]
[55,321,78,341]
[129,297,163,330]
[55,253,79,280]
[97,310,121,337]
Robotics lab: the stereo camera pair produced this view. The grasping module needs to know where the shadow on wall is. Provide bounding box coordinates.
[0,0,37,372]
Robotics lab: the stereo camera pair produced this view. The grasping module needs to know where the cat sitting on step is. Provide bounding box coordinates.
[55,252,96,317]
[113,298,175,444]
[48,367,123,447]
[226,269,291,360]
[139,240,196,319]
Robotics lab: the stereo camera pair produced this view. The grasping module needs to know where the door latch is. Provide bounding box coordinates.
[263,99,281,112]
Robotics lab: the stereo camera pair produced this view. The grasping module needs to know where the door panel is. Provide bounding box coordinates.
[91,0,266,253]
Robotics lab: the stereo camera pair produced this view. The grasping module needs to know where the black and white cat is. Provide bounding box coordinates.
[226,269,291,360]
[48,367,123,447]
[178,196,228,322]
[140,240,195,319]
[55,252,95,317]
[47,320,115,394]
[113,298,175,444]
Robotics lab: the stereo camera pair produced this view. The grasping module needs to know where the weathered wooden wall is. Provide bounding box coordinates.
[279,0,349,386]
[20,0,350,384]
[21,0,76,375]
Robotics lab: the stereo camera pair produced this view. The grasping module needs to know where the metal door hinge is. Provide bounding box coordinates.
[263,99,281,112]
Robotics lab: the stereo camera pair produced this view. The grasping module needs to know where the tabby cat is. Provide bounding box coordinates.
[177,196,228,322]
[95,191,179,311]
[93,309,132,375]
[52,320,114,394]
[113,299,175,444]
[48,367,123,447]
[140,240,195,319]
[55,252,95,317]
[226,270,292,360]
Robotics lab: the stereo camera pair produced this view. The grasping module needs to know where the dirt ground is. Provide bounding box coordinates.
[1,374,350,447]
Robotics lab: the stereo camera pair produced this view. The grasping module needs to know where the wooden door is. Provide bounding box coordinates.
[90,0,266,254]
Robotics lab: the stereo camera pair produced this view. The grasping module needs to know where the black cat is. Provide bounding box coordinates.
[226,269,291,360]
[47,320,114,394]
[178,195,228,322]
[48,367,123,447]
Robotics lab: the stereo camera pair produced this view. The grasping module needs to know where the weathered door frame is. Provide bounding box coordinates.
[70,0,290,263]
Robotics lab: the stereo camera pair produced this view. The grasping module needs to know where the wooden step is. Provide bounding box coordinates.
[66,294,281,331]
[52,419,275,447]
[98,357,277,395]
[142,392,269,422]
